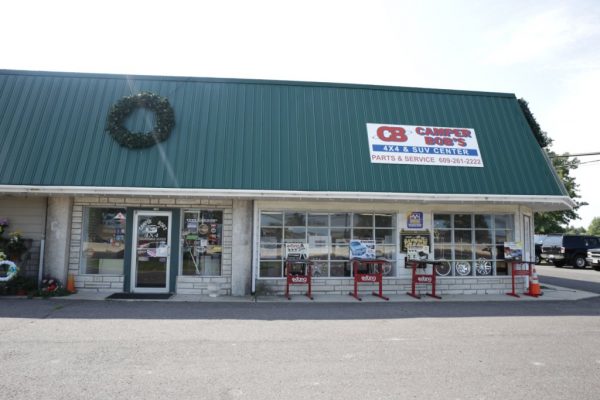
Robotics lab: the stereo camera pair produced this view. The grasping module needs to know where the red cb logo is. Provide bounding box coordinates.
[376,126,407,142]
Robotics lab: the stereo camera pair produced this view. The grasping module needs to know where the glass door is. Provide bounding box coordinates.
[131,211,171,292]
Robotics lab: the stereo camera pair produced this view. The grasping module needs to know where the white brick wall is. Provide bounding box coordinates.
[257,276,526,296]
[68,196,233,293]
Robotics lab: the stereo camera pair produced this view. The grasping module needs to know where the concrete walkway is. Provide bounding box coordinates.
[34,282,598,303]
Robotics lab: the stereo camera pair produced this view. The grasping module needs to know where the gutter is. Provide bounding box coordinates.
[0,185,575,212]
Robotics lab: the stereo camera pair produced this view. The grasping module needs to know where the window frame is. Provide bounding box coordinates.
[179,209,224,277]
[258,210,397,279]
[79,206,127,275]
[432,213,515,277]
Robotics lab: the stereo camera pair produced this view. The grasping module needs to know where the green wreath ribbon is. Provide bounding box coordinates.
[106,92,175,149]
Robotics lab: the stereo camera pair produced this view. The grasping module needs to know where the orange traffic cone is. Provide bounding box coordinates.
[66,273,76,293]
[528,267,541,297]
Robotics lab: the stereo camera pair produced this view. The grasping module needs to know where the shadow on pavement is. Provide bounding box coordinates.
[1,296,600,320]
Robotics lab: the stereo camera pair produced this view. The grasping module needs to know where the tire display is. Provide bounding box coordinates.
[475,258,492,275]
[434,260,452,276]
[455,261,472,276]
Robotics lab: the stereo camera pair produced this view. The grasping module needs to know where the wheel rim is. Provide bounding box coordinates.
[456,262,471,276]
[575,257,586,268]
[476,259,492,275]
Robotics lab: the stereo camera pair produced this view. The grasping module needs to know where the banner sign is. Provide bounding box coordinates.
[366,123,484,167]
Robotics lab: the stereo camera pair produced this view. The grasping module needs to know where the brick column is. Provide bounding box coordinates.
[231,200,253,296]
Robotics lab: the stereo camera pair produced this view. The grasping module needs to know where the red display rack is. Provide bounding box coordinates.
[348,259,389,301]
[506,261,536,298]
[285,259,313,300]
[406,259,442,300]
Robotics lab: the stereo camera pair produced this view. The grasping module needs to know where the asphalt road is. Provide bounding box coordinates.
[1,269,600,400]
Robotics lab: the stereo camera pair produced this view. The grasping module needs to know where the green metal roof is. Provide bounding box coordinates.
[0,69,568,197]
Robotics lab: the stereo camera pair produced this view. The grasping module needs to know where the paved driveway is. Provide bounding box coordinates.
[1,298,600,400]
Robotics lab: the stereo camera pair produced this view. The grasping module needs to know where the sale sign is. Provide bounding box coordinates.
[366,123,484,167]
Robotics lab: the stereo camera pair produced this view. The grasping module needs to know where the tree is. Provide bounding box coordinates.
[518,98,587,233]
[565,226,586,234]
[589,217,600,236]
[518,99,553,148]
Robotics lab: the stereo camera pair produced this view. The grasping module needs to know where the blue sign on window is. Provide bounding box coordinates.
[407,212,424,229]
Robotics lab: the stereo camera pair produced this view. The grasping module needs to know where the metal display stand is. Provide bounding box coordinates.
[406,259,442,299]
[506,261,536,298]
[348,259,389,301]
[285,259,313,300]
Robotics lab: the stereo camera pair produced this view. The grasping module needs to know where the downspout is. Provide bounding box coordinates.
[251,200,258,296]
[38,196,50,287]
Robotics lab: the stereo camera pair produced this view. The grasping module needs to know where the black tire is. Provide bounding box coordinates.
[573,255,587,269]
[593,265,600,272]
[553,261,565,268]
[434,260,452,277]
[535,254,541,265]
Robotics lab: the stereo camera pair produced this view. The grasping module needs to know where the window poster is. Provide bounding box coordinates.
[400,230,430,252]
[285,242,309,260]
[504,242,523,261]
[186,218,198,233]
[349,240,376,260]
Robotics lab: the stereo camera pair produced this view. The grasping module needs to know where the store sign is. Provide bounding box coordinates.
[407,212,424,229]
[366,123,484,167]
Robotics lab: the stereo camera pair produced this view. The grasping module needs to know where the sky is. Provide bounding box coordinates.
[2,0,599,228]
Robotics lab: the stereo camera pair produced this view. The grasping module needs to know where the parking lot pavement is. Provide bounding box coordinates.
[2,297,600,400]
[536,262,600,282]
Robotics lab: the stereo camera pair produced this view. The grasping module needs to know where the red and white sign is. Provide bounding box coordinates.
[359,274,378,282]
[366,123,484,167]
[289,276,309,284]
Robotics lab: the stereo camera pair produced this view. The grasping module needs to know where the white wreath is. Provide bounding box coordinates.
[0,260,18,282]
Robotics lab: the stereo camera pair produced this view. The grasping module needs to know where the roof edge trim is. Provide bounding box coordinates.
[0,185,574,211]
[0,69,516,98]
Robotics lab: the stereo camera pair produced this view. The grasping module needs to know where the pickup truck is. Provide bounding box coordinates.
[586,248,600,271]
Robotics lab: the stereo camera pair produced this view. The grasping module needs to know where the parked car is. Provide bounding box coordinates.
[541,234,600,268]
[586,248,600,271]
[534,234,547,264]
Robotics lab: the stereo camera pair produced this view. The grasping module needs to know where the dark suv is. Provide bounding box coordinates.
[541,234,600,268]
[534,234,547,264]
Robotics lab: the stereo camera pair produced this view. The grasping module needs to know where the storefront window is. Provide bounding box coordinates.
[433,213,514,276]
[258,211,396,278]
[81,208,127,275]
[181,210,223,276]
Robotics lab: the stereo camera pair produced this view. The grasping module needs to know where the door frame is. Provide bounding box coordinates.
[130,210,172,293]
